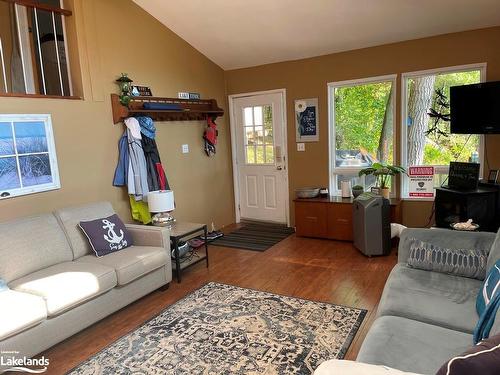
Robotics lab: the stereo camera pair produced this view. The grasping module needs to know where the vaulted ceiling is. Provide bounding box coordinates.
[133,0,500,70]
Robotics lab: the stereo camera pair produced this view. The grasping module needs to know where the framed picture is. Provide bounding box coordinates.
[295,98,319,142]
[131,85,153,97]
[488,169,499,184]
[370,187,380,195]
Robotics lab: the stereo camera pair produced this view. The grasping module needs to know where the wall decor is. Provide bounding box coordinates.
[488,169,499,184]
[131,85,153,97]
[295,98,318,142]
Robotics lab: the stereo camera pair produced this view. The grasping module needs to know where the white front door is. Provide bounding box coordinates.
[232,92,288,224]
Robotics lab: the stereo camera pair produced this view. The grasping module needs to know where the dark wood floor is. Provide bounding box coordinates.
[40,229,397,374]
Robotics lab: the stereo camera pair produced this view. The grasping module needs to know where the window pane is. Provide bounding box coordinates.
[0,123,14,155]
[263,105,273,131]
[0,157,21,190]
[406,70,481,167]
[19,154,52,186]
[254,126,264,144]
[246,145,256,164]
[334,81,393,168]
[253,106,263,126]
[265,145,274,163]
[255,145,265,163]
[244,127,255,145]
[244,107,253,126]
[14,122,48,154]
[264,129,273,145]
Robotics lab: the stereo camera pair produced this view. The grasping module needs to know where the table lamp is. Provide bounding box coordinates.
[148,190,175,227]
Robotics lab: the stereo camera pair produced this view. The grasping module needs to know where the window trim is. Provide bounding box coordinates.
[400,63,487,198]
[0,113,61,199]
[327,74,398,196]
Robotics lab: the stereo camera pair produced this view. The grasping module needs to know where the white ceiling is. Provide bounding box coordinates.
[133,0,500,70]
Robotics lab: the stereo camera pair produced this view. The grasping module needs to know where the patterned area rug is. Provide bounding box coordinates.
[70,283,366,375]
[211,221,295,251]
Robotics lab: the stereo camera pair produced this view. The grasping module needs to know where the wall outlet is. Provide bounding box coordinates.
[297,143,305,152]
[178,92,190,99]
[182,144,189,153]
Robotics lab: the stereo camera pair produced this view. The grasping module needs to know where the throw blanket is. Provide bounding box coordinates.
[474,260,500,343]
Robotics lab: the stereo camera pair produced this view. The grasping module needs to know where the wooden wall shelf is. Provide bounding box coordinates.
[111,94,224,124]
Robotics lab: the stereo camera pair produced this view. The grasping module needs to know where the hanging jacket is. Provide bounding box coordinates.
[113,131,129,186]
[129,195,152,224]
[125,118,149,201]
[141,136,170,191]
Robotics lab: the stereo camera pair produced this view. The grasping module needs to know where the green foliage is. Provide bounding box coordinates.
[335,82,393,163]
[414,70,481,165]
[359,162,407,188]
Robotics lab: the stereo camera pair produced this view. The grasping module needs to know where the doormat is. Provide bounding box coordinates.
[211,221,295,251]
[69,282,366,375]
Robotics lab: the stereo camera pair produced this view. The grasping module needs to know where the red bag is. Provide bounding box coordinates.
[203,117,218,156]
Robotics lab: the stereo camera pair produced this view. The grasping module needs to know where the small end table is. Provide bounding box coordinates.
[169,222,209,283]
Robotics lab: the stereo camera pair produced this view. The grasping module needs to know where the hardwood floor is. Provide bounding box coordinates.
[40,229,397,374]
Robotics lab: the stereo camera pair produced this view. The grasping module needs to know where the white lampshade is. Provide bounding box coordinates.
[148,190,175,213]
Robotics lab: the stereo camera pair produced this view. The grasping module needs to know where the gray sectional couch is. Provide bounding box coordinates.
[356,227,500,374]
[0,202,172,367]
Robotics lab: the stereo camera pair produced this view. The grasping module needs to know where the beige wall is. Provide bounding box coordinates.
[0,0,235,228]
[225,27,500,227]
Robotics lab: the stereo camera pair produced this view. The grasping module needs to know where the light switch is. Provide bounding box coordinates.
[182,144,189,153]
[297,143,305,152]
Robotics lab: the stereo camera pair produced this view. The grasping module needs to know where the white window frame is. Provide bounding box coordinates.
[328,74,397,196]
[400,63,487,199]
[0,114,61,199]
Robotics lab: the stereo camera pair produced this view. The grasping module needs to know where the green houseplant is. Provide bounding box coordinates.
[359,163,407,199]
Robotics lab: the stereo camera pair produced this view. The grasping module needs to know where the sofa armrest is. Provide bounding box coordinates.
[314,360,423,375]
[125,224,170,252]
[398,228,496,264]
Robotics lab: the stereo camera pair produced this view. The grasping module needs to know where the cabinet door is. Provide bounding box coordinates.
[295,202,327,238]
[327,204,353,241]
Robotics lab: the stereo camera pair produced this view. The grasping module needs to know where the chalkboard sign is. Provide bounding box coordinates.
[448,162,480,190]
[295,98,318,142]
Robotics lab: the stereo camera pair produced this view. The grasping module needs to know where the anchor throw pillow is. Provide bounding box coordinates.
[78,214,133,257]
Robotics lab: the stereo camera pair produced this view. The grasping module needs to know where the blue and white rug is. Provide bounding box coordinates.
[70,282,366,374]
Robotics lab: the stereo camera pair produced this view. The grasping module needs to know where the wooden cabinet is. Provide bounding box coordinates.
[294,196,402,241]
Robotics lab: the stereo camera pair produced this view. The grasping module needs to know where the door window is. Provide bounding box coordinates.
[243,105,274,164]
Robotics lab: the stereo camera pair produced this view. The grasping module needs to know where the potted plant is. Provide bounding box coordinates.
[352,185,364,197]
[359,163,407,199]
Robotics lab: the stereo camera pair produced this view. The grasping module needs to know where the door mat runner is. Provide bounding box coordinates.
[211,221,295,251]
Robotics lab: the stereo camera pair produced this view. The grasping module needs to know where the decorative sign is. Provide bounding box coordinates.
[409,166,435,198]
[295,98,319,142]
[178,92,201,100]
[131,85,152,96]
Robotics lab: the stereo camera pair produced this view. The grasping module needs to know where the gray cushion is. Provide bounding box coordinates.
[10,262,117,316]
[407,238,488,280]
[357,316,473,375]
[487,229,500,273]
[0,290,47,340]
[0,214,73,283]
[377,264,481,333]
[76,246,168,286]
[55,202,115,259]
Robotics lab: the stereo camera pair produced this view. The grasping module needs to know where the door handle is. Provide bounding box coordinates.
[277,166,283,171]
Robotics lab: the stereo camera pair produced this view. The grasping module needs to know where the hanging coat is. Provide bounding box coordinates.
[113,131,129,186]
[141,136,170,191]
[125,118,149,201]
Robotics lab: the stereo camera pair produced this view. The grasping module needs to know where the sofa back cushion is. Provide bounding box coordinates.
[487,229,500,273]
[0,214,73,283]
[55,202,115,259]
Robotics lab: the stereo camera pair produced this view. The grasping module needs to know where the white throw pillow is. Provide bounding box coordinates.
[314,360,424,375]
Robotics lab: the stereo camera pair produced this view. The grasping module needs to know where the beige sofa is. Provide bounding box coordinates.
[0,201,172,367]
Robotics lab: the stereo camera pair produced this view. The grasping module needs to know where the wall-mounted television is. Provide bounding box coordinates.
[450,81,500,134]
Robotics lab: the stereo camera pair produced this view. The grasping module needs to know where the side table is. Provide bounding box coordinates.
[169,222,208,282]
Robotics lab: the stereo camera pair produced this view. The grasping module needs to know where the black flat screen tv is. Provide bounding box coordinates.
[450,81,500,134]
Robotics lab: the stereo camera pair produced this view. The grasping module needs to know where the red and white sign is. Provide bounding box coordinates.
[409,166,435,198]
